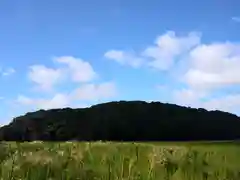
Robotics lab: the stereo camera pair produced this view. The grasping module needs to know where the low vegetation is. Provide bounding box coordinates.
[0,142,240,180]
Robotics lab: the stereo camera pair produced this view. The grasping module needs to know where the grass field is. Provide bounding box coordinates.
[0,142,240,180]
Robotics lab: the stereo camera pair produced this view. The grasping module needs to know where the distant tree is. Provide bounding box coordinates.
[1,101,240,141]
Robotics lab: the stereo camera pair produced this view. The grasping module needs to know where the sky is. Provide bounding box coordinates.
[1,0,240,126]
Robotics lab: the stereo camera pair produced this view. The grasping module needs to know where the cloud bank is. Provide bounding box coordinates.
[105,31,240,113]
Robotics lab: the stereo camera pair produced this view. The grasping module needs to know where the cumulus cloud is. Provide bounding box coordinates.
[15,55,117,112]
[131,31,240,114]
[71,82,117,101]
[17,82,117,110]
[143,31,201,70]
[28,65,63,91]
[171,42,240,113]
[28,56,97,92]
[200,94,240,112]
[17,93,70,110]
[104,50,144,68]
[11,30,240,116]
[183,43,240,91]
[54,56,97,82]
[103,30,240,113]
[172,88,240,113]
[173,88,207,107]
[104,31,200,70]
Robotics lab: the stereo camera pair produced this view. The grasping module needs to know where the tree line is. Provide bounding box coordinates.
[1,101,240,141]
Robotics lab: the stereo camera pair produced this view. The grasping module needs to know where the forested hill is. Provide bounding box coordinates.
[1,101,240,141]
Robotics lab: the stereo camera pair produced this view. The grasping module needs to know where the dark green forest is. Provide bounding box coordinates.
[1,101,240,141]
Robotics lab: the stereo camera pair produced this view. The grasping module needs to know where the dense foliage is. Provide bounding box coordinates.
[1,101,240,141]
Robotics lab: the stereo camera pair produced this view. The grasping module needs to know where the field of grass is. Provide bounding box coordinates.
[0,142,240,180]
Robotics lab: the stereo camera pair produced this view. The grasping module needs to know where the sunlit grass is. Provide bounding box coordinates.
[0,141,240,179]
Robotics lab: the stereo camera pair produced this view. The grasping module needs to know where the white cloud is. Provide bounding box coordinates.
[172,88,240,113]
[28,65,63,92]
[104,50,144,68]
[172,88,207,108]
[28,56,97,92]
[54,56,97,82]
[232,17,240,22]
[143,31,201,70]
[10,30,240,116]
[200,94,240,112]
[171,42,240,113]
[103,31,240,114]
[16,82,117,110]
[15,55,116,113]
[136,32,240,114]
[17,95,33,105]
[104,31,201,70]
[71,82,117,101]
[183,43,240,91]
[17,94,70,110]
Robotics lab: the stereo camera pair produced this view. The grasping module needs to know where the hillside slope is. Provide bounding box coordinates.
[1,101,240,141]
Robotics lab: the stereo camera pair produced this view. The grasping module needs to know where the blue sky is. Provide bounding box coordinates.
[1,0,240,126]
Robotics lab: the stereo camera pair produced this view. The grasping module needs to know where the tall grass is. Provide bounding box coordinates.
[0,141,240,179]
